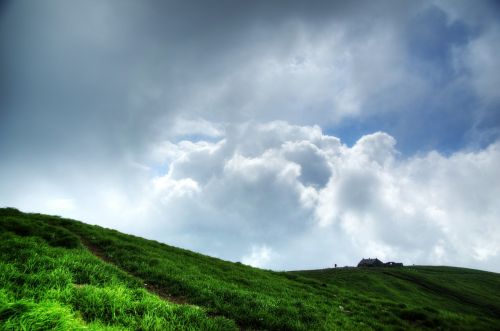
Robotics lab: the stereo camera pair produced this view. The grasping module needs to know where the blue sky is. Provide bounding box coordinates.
[329,4,497,154]
[1,0,500,271]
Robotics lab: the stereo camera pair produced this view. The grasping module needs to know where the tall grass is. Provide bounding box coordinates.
[1,208,499,330]
[0,214,236,330]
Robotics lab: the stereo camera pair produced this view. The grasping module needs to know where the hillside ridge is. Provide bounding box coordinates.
[1,208,499,330]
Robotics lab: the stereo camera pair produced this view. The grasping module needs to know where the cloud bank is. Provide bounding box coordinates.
[7,121,496,271]
[139,122,500,270]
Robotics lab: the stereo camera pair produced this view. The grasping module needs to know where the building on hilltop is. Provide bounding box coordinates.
[357,258,403,267]
[357,258,384,267]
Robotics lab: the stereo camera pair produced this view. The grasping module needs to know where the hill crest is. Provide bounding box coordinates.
[1,208,499,330]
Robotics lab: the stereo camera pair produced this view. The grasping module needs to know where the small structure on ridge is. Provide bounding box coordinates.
[357,258,403,267]
[358,258,384,267]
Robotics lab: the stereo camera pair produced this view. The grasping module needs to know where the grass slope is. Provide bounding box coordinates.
[1,208,499,330]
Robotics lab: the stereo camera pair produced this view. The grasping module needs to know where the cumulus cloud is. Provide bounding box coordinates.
[120,121,499,271]
[1,118,499,270]
[242,245,276,269]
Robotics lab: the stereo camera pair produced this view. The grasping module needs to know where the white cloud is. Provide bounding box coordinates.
[132,121,500,271]
[2,120,499,271]
[350,132,397,166]
[242,244,276,269]
[153,176,201,200]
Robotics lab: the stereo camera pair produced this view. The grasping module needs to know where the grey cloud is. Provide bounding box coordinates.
[282,141,331,188]
[2,0,498,161]
[335,169,380,213]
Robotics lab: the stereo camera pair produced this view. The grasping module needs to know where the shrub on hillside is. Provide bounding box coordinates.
[0,207,22,216]
[0,218,33,236]
[47,227,81,249]
[0,216,81,249]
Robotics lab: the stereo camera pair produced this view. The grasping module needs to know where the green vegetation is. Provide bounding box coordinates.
[1,208,499,330]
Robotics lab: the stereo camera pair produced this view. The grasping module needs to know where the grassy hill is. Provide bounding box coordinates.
[0,208,499,330]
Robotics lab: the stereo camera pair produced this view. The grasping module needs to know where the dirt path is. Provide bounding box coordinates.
[77,235,244,330]
[78,236,188,305]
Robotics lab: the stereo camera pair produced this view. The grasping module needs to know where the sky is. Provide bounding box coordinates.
[1,0,500,271]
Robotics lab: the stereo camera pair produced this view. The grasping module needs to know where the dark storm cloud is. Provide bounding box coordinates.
[0,0,417,159]
[2,0,496,159]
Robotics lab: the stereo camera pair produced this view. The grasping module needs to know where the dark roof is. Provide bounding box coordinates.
[358,258,383,267]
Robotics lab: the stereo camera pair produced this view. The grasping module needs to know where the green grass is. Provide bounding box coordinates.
[291,267,500,330]
[1,207,499,330]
